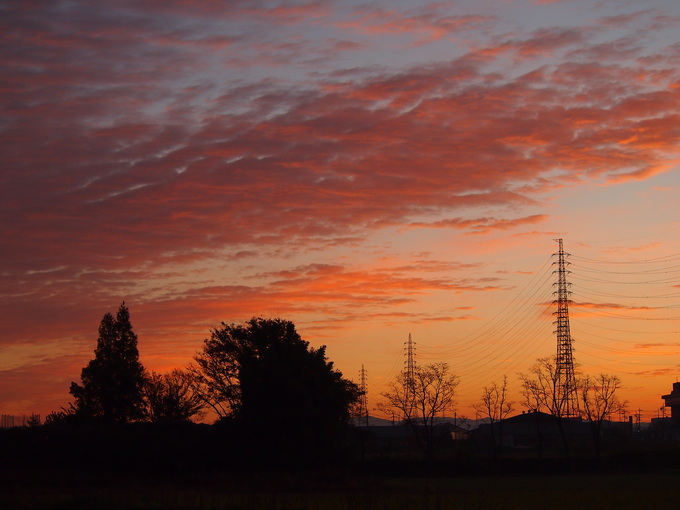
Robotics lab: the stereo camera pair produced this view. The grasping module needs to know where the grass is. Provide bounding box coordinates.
[2,468,680,510]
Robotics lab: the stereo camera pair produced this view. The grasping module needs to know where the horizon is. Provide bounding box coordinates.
[1,0,679,423]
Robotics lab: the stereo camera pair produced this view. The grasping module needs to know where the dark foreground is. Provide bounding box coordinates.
[3,467,680,510]
[2,423,680,509]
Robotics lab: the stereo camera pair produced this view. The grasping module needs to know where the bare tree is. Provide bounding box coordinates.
[518,356,577,455]
[518,357,562,416]
[474,375,513,457]
[143,369,206,423]
[379,362,459,459]
[186,357,237,420]
[578,373,627,456]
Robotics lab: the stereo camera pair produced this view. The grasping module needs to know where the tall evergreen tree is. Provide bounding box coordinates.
[70,302,146,423]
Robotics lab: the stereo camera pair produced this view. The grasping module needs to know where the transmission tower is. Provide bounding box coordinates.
[358,364,369,426]
[403,333,417,420]
[553,238,579,417]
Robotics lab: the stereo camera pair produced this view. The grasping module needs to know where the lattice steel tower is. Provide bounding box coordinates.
[358,364,369,426]
[403,333,417,419]
[553,238,579,417]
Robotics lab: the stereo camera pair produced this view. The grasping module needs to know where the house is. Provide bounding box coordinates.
[445,422,470,441]
[662,382,680,425]
[472,410,591,450]
[650,382,680,441]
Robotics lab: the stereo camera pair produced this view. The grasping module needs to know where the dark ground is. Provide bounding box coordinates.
[2,466,680,510]
[2,424,679,509]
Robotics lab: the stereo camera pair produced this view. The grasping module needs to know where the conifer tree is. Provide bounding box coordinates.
[70,302,146,423]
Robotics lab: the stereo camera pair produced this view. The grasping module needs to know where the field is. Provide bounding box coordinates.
[3,425,680,509]
[2,468,680,510]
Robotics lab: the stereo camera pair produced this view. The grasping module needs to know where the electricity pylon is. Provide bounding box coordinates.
[358,364,369,426]
[553,238,579,417]
[403,333,417,420]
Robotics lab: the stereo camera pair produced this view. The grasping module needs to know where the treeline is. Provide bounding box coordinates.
[3,302,635,471]
[18,303,362,468]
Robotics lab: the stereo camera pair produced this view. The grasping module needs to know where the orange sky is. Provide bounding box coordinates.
[1,0,679,423]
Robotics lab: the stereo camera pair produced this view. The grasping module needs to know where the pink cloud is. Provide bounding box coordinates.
[339,5,491,43]
[408,214,549,233]
[2,0,679,417]
[501,27,587,58]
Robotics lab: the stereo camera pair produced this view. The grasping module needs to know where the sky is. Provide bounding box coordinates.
[1,0,679,424]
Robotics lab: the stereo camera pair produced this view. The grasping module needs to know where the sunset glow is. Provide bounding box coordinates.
[1,0,679,423]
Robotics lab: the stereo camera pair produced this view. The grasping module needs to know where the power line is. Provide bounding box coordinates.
[379,240,680,419]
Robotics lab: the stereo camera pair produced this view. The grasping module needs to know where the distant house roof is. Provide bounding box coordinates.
[475,411,589,437]
[502,410,555,425]
[472,411,591,450]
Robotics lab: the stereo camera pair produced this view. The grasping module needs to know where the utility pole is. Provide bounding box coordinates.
[358,364,369,426]
[553,239,579,417]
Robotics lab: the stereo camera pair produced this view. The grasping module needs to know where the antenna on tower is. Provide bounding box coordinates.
[552,238,579,417]
[358,364,369,426]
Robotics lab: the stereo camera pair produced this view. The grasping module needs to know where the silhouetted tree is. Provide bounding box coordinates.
[193,317,360,461]
[26,413,41,427]
[378,362,459,459]
[578,373,627,456]
[474,375,513,459]
[44,406,76,425]
[143,369,205,423]
[519,356,581,456]
[519,357,562,417]
[69,302,146,423]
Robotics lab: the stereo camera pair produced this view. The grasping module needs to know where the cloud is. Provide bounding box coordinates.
[572,302,651,311]
[633,343,677,350]
[3,4,678,301]
[2,0,680,417]
[3,12,678,302]
[340,4,491,43]
[4,7,680,280]
[598,242,664,255]
[501,27,588,58]
[630,367,680,377]
[408,214,549,233]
